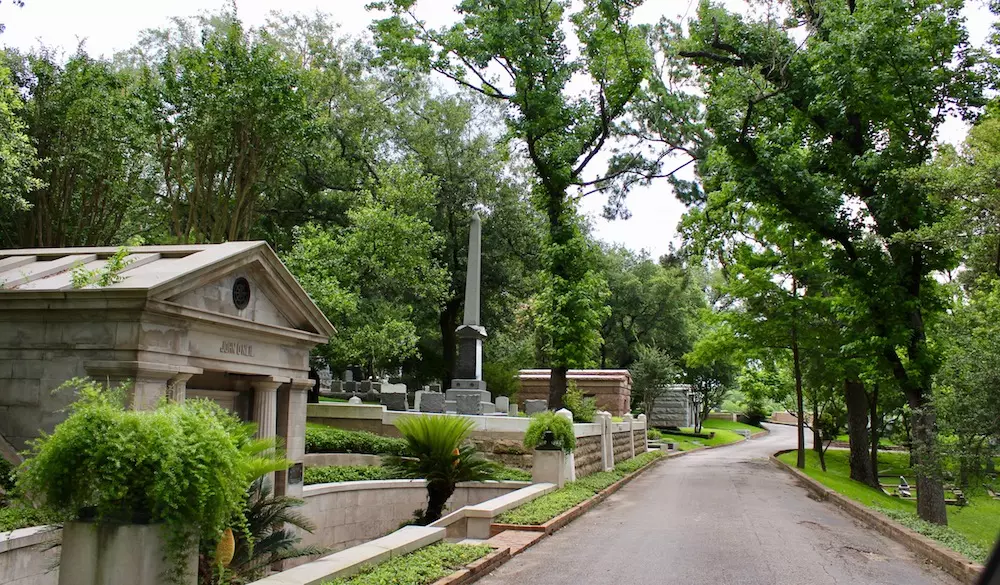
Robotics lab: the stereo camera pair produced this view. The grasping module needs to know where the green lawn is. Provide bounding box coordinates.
[323,543,492,585]
[778,449,1000,562]
[834,433,900,448]
[659,427,746,451]
[702,419,763,434]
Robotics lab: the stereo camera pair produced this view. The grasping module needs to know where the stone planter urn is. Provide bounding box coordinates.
[59,521,197,585]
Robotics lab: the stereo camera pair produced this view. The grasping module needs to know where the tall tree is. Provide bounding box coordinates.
[372,0,700,407]
[1,50,154,247]
[677,0,983,523]
[0,60,38,243]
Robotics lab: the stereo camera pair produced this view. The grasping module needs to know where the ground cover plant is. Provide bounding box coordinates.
[306,423,409,456]
[778,450,1000,561]
[323,543,492,585]
[303,462,530,485]
[496,451,664,525]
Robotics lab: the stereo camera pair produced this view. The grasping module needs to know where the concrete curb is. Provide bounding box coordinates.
[490,452,670,536]
[770,450,984,584]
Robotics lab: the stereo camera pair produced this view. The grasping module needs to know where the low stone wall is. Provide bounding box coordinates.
[574,435,603,477]
[0,525,61,585]
[612,431,632,462]
[470,437,532,469]
[707,412,737,422]
[633,429,647,454]
[294,480,527,568]
[304,453,384,467]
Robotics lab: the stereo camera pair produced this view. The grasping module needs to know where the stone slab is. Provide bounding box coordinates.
[524,400,547,415]
[418,392,445,413]
[495,396,509,413]
[455,392,483,415]
[380,393,408,412]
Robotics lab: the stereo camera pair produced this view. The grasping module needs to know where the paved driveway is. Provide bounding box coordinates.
[478,424,958,585]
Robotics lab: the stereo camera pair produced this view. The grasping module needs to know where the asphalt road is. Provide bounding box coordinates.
[478,423,959,585]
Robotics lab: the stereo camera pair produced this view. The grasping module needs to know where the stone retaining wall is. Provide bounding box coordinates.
[612,431,632,462]
[293,480,526,568]
[0,525,61,585]
[574,435,603,477]
[633,429,647,454]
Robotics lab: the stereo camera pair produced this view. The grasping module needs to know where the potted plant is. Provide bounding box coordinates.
[524,411,576,486]
[18,378,285,585]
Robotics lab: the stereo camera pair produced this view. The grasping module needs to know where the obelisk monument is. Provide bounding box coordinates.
[444,213,493,413]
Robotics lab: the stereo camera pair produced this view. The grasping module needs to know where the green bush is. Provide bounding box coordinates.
[496,451,664,525]
[647,428,663,441]
[324,543,492,585]
[0,457,15,492]
[305,424,409,456]
[303,465,398,485]
[562,382,596,423]
[486,464,532,482]
[18,378,286,581]
[523,411,576,452]
[0,502,54,531]
[874,507,989,563]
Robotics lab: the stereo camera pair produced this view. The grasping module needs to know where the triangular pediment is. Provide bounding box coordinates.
[168,269,298,329]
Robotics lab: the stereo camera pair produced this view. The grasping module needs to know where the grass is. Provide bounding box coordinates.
[778,449,1000,562]
[702,419,763,434]
[495,451,664,525]
[834,433,900,448]
[304,462,531,485]
[323,543,492,585]
[658,427,746,451]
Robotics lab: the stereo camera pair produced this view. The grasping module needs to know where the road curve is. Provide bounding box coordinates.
[478,424,958,585]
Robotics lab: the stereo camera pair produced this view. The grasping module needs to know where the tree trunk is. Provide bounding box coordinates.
[791,323,806,469]
[439,300,460,391]
[548,365,568,410]
[869,382,880,476]
[812,392,822,454]
[421,481,454,524]
[845,379,878,487]
[911,406,948,525]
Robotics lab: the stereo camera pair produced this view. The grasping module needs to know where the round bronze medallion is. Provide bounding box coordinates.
[232,277,251,310]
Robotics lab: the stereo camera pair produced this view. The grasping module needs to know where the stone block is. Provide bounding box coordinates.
[495,396,509,412]
[0,378,41,406]
[455,392,482,415]
[508,403,519,416]
[380,393,408,412]
[532,448,567,487]
[524,399,547,415]
[417,392,445,413]
[428,383,441,393]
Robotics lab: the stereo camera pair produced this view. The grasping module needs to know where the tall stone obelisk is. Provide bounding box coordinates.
[444,213,493,413]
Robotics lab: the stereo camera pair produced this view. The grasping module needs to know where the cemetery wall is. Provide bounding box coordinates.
[574,435,604,477]
[612,430,632,462]
[633,429,647,454]
[292,480,526,568]
[0,526,61,585]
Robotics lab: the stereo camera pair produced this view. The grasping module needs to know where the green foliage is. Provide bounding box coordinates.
[203,478,324,584]
[485,464,532,482]
[323,543,492,585]
[0,501,53,531]
[0,62,38,225]
[303,466,397,485]
[646,428,663,441]
[873,508,988,563]
[561,382,596,423]
[523,411,576,452]
[385,415,494,523]
[18,378,286,580]
[496,451,663,525]
[71,246,134,288]
[305,424,409,456]
[0,456,14,492]
[630,345,680,417]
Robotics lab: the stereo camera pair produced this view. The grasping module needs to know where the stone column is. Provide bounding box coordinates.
[276,378,311,498]
[637,414,648,454]
[166,372,196,403]
[251,377,283,490]
[599,411,615,472]
[623,413,635,459]
[83,361,202,411]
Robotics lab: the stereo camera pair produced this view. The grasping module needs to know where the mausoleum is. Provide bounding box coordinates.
[0,242,333,496]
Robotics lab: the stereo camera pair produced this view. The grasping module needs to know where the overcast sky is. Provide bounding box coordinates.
[0,0,993,258]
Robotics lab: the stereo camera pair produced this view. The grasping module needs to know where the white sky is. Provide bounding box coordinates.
[0,0,994,258]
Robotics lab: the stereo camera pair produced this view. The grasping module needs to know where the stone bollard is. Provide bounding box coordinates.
[532,445,567,487]
[637,414,647,453]
[599,411,614,471]
[555,408,577,482]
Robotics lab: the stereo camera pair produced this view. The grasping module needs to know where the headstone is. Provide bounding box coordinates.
[429,383,442,393]
[418,392,445,413]
[524,399,547,416]
[348,396,362,405]
[380,393,408,411]
[508,403,519,417]
[382,382,407,394]
[495,396,510,413]
[455,392,483,415]
[343,369,354,382]
[343,380,358,393]
[328,380,343,393]
[359,380,373,393]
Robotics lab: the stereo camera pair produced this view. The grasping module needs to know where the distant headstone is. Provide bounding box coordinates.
[524,399,547,416]
[380,393,408,411]
[508,403,519,417]
[328,380,343,393]
[359,380,373,393]
[382,382,407,394]
[495,396,510,413]
[344,380,358,393]
[343,370,354,382]
[429,383,442,393]
[418,392,445,413]
[348,396,363,405]
[455,392,483,415]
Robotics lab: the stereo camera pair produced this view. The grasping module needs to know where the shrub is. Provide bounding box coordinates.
[647,428,663,441]
[562,381,597,423]
[523,411,575,452]
[874,507,988,563]
[304,465,397,485]
[385,415,494,523]
[0,502,54,531]
[324,543,492,585]
[486,464,532,482]
[742,397,771,426]
[18,378,287,581]
[305,424,409,456]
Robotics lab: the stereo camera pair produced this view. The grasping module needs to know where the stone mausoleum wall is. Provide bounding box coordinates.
[516,370,632,416]
[649,384,694,428]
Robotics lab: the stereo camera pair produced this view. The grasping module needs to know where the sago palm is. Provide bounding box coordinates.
[384,415,493,524]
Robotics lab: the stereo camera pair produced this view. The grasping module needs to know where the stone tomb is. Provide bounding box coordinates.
[518,369,633,415]
[0,242,334,497]
[524,399,548,415]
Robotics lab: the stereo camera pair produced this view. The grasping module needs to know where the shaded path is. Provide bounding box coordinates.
[479,424,957,585]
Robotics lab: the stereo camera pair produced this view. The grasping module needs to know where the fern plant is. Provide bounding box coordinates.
[384,415,494,524]
[524,411,576,452]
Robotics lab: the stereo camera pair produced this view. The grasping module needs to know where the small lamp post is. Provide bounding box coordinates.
[692,393,703,433]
